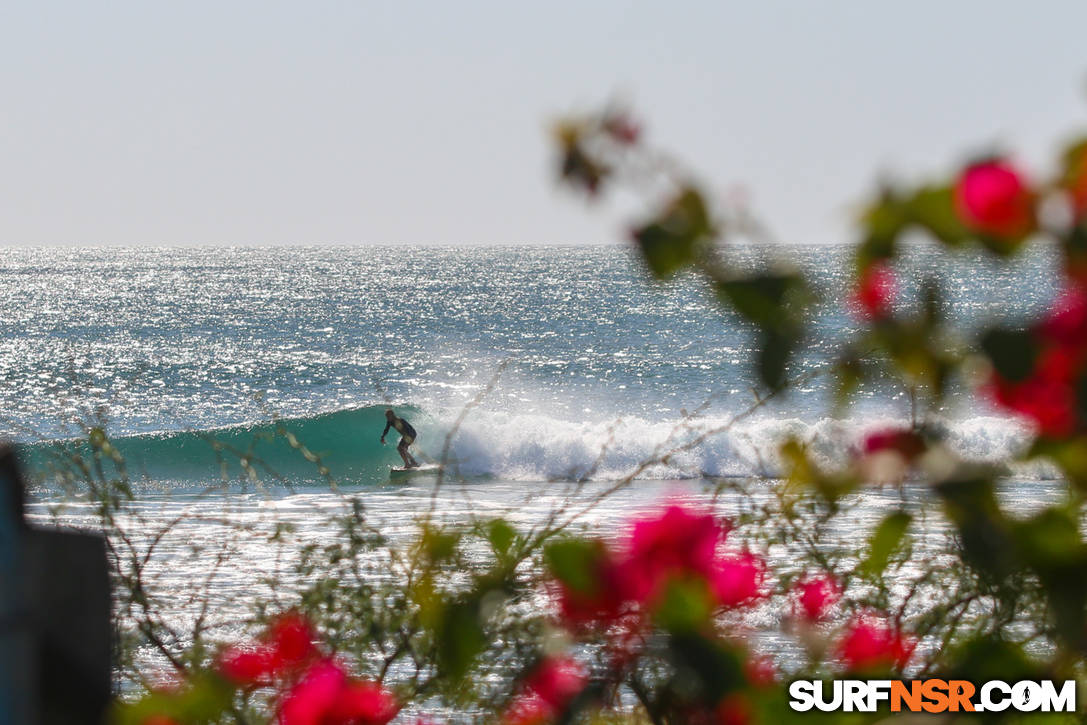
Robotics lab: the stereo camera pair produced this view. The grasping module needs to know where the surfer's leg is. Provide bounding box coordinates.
[398,438,418,468]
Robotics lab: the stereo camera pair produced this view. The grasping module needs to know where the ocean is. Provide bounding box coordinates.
[2,244,1060,481]
[3,243,1065,693]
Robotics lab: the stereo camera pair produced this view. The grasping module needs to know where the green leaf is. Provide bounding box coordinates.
[544,539,602,595]
[856,190,908,268]
[831,353,865,412]
[1014,507,1083,566]
[437,600,486,680]
[666,633,747,703]
[715,273,798,327]
[906,185,970,247]
[1013,508,1087,649]
[714,272,808,390]
[486,518,517,558]
[1062,225,1087,283]
[631,187,713,278]
[860,511,912,575]
[935,472,1019,580]
[554,121,610,195]
[756,328,795,391]
[860,190,907,237]
[946,636,1040,683]
[1059,136,1087,173]
[654,578,714,632]
[980,327,1037,382]
[1029,435,1087,491]
[780,438,858,505]
[421,527,460,564]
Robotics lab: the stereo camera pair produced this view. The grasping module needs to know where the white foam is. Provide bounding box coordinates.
[433,410,1046,482]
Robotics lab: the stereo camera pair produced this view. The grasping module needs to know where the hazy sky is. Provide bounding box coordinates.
[2,1,1086,246]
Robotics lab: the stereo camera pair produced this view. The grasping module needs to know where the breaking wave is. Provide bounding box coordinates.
[16,405,1050,488]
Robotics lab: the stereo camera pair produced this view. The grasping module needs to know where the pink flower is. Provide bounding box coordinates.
[548,503,763,631]
[837,616,914,672]
[1038,285,1087,351]
[710,552,764,607]
[713,694,752,725]
[280,661,346,725]
[218,645,279,686]
[990,345,1081,437]
[793,575,841,621]
[552,541,631,625]
[503,698,553,725]
[279,660,399,725]
[266,612,318,670]
[327,681,401,725]
[523,657,586,709]
[602,113,641,145]
[625,504,730,605]
[218,611,320,686]
[953,160,1035,239]
[862,428,925,462]
[985,281,1087,438]
[745,655,777,687]
[851,263,896,320]
[503,657,586,725]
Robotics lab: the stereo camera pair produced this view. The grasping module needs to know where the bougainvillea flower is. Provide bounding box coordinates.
[218,612,320,686]
[862,428,926,462]
[836,616,915,672]
[552,541,630,625]
[985,280,1087,437]
[523,657,586,709]
[953,160,1035,239]
[279,660,399,725]
[326,680,401,725]
[794,574,841,621]
[710,552,765,607]
[218,644,280,686]
[280,660,347,725]
[989,345,1080,437]
[266,611,319,669]
[602,112,641,145]
[851,263,896,320]
[141,717,181,725]
[744,654,778,687]
[714,693,752,725]
[548,503,763,633]
[625,504,730,604]
[1038,284,1087,351]
[503,697,553,725]
[503,657,586,725]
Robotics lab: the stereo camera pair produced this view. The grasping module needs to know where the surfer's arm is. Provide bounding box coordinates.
[380,421,392,442]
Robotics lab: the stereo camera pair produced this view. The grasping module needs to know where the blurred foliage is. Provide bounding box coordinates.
[42,99,1087,723]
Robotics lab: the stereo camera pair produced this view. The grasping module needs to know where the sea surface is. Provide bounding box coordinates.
[1,244,1060,482]
[2,243,1065,701]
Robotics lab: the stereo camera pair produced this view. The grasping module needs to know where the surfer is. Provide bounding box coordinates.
[381,409,420,468]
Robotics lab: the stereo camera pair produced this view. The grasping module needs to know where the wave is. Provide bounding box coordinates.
[17,405,1051,489]
[440,411,1047,481]
[19,405,414,488]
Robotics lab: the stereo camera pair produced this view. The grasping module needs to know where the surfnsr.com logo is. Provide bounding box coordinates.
[789,680,1077,713]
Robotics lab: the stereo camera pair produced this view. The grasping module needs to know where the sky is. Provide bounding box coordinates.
[1,1,1086,246]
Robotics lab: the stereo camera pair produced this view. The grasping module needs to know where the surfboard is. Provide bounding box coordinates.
[388,464,443,480]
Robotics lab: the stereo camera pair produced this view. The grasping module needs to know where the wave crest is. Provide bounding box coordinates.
[19,405,1048,487]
